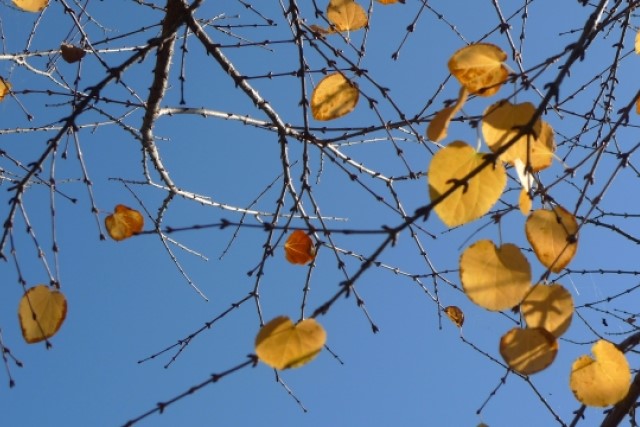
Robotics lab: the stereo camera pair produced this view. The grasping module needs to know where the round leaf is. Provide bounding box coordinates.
[460,240,531,311]
[13,0,48,12]
[525,206,578,272]
[18,285,67,344]
[570,340,631,407]
[448,43,508,96]
[311,73,359,121]
[105,204,144,241]
[499,327,558,375]
[428,141,506,227]
[522,283,574,337]
[255,316,327,370]
[327,0,368,33]
[284,230,316,265]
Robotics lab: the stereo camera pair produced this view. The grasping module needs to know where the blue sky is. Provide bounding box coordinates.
[1,1,640,426]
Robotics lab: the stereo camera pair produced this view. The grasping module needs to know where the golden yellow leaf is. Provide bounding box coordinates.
[570,340,631,407]
[428,141,506,227]
[18,285,67,344]
[427,87,469,142]
[284,230,316,265]
[105,204,144,241]
[482,100,555,171]
[448,43,508,96]
[636,31,640,54]
[499,327,558,375]
[255,316,327,370]
[376,0,402,3]
[0,78,10,102]
[12,0,48,12]
[525,206,578,273]
[444,306,464,327]
[327,0,368,33]
[519,188,532,215]
[460,240,531,311]
[521,283,574,338]
[60,43,86,63]
[311,73,359,121]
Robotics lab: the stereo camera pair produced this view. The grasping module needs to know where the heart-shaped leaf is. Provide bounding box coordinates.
[499,327,558,375]
[448,43,508,96]
[255,316,326,370]
[327,0,368,33]
[522,283,574,338]
[105,204,144,241]
[284,230,316,265]
[525,205,578,272]
[18,285,67,344]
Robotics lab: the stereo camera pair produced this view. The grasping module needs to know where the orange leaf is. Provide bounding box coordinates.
[284,230,316,265]
[0,78,10,102]
[105,204,144,241]
[444,306,464,327]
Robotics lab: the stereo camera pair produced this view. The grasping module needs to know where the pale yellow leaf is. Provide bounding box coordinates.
[18,285,67,344]
[311,73,359,121]
[448,43,508,96]
[525,206,578,272]
[500,327,558,375]
[522,283,574,338]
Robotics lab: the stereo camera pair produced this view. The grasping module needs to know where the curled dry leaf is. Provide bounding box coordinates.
[105,204,144,241]
[460,240,531,311]
[311,73,359,121]
[327,0,368,33]
[13,0,48,12]
[427,87,469,143]
[521,283,574,338]
[570,340,631,407]
[428,141,506,227]
[18,285,67,344]
[525,205,578,273]
[499,327,558,375]
[255,316,327,370]
[284,230,316,265]
[60,43,86,63]
[444,306,464,327]
[448,43,508,96]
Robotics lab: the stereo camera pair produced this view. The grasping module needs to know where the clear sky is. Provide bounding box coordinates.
[1,1,639,426]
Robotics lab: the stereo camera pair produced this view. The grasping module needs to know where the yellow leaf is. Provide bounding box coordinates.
[12,0,48,12]
[18,285,67,344]
[327,0,368,33]
[105,204,144,241]
[525,206,578,273]
[460,240,531,311]
[570,340,631,407]
[428,141,506,227]
[519,188,532,215]
[255,316,327,370]
[427,87,469,143]
[376,0,402,3]
[444,306,464,327]
[499,327,558,375]
[521,283,574,338]
[311,73,359,121]
[482,100,555,171]
[60,43,86,63]
[284,230,316,265]
[0,78,10,102]
[636,31,640,54]
[448,43,508,96]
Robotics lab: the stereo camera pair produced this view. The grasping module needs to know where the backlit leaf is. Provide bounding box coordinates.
[12,0,48,12]
[460,240,531,311]
[444,306,464,327]
[284,230,316,265]
[18,285,67,344]
[60,43,86,63]
[499,327,558,375]
[482,100,555,171]
[570,340,631,407]
[522,283,574,337]
[518,188,532,216]
[327,0,368,33]
[448,43,508,96]
[376,0,402,3]
[525,206,578,272]
[255,316,327,370]
[636,31,640,54]
[428,141,506,227]
[105,204,144,241]
[311,73,359,121]
[427,87,468,142]
[0,78,10,102]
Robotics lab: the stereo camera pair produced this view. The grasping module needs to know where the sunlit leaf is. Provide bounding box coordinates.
[636,31,640,54]
[525,205,578,272]
[255,316,327,370]
[12,0,48,12]
[570,340,631,407]
[105,204,144,241]
[284,230,316,265]
[311,73,359,121]
[522,283,574,338]
[376,0,402,3]
[499,327,558,375]
[428,141,506,227]
[427,87,469,143]
[327,0,368,33]
[60,43,86,63]
[444,306,464,327]
[18,285,67,344]
[482,100,555,171]
[460,240,531,311]
[448,43,508,96]
[0,78,10,102]
[518,188,532,216]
